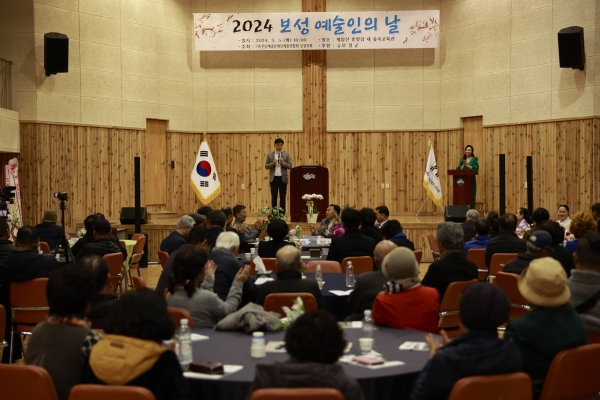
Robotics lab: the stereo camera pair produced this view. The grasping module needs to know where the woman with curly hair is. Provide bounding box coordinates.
[565,211,598,253]
[248,310,364,400]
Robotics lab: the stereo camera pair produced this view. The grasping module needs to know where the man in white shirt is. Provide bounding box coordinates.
[265,138,292,213]
[376,205,389,229]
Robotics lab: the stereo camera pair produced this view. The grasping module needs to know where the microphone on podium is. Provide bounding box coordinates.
[309,156,312,166]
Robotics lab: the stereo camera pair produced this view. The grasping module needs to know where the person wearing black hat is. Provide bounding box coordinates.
[502,230,553,275]
[410,283,522,400]
[75,219,123,261]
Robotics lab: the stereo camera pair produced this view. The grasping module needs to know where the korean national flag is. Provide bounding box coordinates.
[191,140,221,204]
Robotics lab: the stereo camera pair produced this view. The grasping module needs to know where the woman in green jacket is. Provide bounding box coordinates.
[457,144,479,209]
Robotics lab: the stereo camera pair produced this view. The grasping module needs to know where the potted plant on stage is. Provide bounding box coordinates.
[302,193,323,224]
[258,206,288,235]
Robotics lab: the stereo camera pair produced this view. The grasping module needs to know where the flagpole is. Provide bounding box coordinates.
[415,197,430,218]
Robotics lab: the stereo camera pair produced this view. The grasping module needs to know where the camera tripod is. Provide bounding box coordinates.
[53,198,74,263]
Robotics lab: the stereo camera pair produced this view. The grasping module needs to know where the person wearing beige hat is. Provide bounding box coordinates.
[371,247,440,334]
[505,257,587,399]
[35,209,64,251]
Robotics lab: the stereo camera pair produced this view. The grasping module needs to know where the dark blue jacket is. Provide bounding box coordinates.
[391,232,415,251]
[410,331,522,400]
[35,222,63,251]
[159,231,188,255]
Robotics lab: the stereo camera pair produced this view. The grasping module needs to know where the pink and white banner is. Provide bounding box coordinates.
[5,158,23,239]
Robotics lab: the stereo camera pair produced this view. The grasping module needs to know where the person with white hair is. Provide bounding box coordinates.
[460,209,480,245]
[159,215,195,254]
[208,231,258,307]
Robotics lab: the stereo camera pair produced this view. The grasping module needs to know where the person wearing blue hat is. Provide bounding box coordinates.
[502,230,553,275]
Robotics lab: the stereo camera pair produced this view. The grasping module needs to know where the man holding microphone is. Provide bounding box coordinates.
[265,138,292,214]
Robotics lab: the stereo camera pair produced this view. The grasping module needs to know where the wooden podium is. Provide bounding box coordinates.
[447,170,478,207]
[289,166,329,222]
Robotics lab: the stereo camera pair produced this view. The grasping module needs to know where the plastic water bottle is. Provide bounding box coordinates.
[346,261,354,287]
[177,319,192,370]
[362,310,374,338]
[315,264,323,282]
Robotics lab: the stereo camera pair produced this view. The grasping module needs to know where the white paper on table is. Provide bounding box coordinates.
[252,256,267,273]
[399,341,429,351]
[191,333,209,342]
[300,256,310,259]
[265,341,287,353]
[184,365,243,380]
[343,321,363,329]
[329,289,354,296]
[339,355,405,370]
[255,277,274,285]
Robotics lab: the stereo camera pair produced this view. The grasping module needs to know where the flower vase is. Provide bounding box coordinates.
[307,214,318,223]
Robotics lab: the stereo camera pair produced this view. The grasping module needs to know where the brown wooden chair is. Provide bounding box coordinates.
[103,253,125,296]
[119,240,127,249]
[167,307,196,330]
[250,257,278,275]
[9,278,50,363]
[0,364,59,400]
[426,232,441,261]
[39,241,51,254]
[448,372,532,400]
[413,250,423,264]
[157,250,169,271]
[127,235,147,288]
[489,253,518,280]
[0,304,6,348]
[131,275,146,290]
[587,330,600,344]
[305,260,342,273]
[109,227,118,237]
[438,279,478,338]
[466,248,488,281]
[263,293,318,318]
[495,272,530,320]
[250,388,343,400]
[539,344,600,400]
[131,233,145,241]
[341,256,373,274]
[69,384,155,400]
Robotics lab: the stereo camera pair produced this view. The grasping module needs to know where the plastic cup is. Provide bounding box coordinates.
[359,338,374,354]
[245,253,251,260]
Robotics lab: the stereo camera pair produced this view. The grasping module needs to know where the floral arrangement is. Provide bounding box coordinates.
[288,224,302,238]
[77,227,86,238]
[276,297,305,330]
[258,206,288,230]
[302,193,323,216]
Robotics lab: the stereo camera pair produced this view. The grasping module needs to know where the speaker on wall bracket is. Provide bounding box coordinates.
[558,26,585,71]
[44,32,69,76]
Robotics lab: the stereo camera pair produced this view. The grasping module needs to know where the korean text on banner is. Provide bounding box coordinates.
[194,11,439,51]
[423,140,443,207]
[191,140,221,204]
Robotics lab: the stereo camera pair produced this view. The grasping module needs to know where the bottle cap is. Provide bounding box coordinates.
[180,318,188,326]
[364,310,371,316]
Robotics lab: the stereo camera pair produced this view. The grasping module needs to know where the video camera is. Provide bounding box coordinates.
[54,192,69,201]
[0,186,16,204]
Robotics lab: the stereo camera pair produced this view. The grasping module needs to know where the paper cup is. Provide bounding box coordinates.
[251,345,266,358]
[245,253,251,260]
[359,338,374,354]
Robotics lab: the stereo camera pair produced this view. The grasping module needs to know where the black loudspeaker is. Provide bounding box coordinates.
[44,32,69,76]
[526,156,533,213]
[445,205,470,223]
[120,207,147,224]
[499,154,506,215]
[558,26,585,70]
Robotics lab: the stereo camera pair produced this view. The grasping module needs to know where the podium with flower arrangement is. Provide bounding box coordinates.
[289,166,329,222]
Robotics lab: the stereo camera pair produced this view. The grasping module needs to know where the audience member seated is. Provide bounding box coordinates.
[72,214,97,256]
[359,207,383,244]
[486,210,500,238]
[347,241,397,321]
[249,310,364,400]
[257,219,294,258]
[187,212,205,227]
[206,210,226,249]
[82,289,192,400]
[372,247,439,333]
[567,232,600,332]
[505,258,587,398]
[0,219,17,262]
[35,209,63,251]
[516,207,534,236]
[503,230,552,275]
[209,231,257,307]
[421,222,478,301]
[310,204,341,238]
[485,213,527,268]
[565,211,598,253]
[197,205,212,219]
[375,205,389,229]
[75,219,125,261]
[460,209,479,245]
[221,207,236,232]
[80,255,117,330]
[155,226,211,295]
[535,220,575,277]
[232,204,262,242]
[326,208,376,263]
[167,246,249,327]
[592,203,600,231]
[532,207,550,227]
[557,204,571,233]
[25,264,101,400]
[462,218,492,258]
[381,219,415,251]
[410,283,522,400]
[159,215,195,255]
[255,246,324,309]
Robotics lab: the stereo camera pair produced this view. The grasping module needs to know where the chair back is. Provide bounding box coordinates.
[10,278,49,330]
[109,227,118,237]
[131,233,144,241]
[263,293,318,317]
[0,304,6,346]
[466,248,487,281]
[167,307,196,329]
[39,242,51,254]
[341,256,373,274]
[0,364,59,400]
[157,250,169,270]
[539,344,600,400]
[587,330,600,344]
[413,250,423,264]
[129,235,146,270]
[439,279,478,337]
[489,253,518,277]
[131,275,146,290]
[448,372,532,400]
[426,232,441,261]
[250,388,343,400]
[250,257,279,275]
[119,240,126,249]
[495,272,530,320]
[103,253,124,294]
[305,260,341,273]
[69,384,155,400]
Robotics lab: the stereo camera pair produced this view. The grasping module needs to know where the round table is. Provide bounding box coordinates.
[187,326,431,400]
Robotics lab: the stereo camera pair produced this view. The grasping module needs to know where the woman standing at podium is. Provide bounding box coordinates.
[456,145,479,209]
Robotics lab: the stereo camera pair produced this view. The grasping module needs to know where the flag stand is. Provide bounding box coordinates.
[415,197,444,218]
